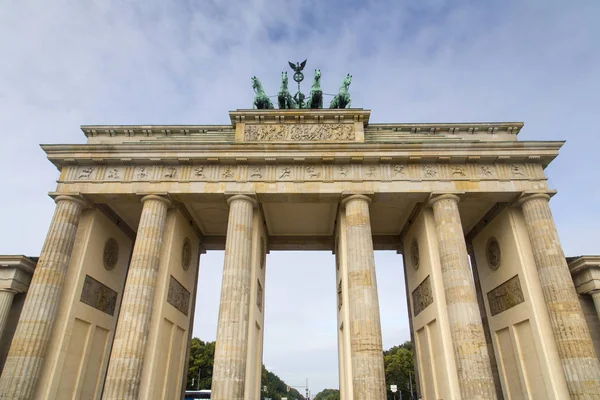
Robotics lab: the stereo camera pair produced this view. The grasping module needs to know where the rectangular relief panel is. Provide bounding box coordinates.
[80,275,118,316]
[487,275,525,316]
[412,275,433,316]
[167,275,191,316]
[244,123,356,142]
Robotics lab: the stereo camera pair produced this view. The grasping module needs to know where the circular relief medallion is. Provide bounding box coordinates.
[410,238,420,270]
[103,238,119,270]
[486,237,501,270]
[181,238,191,271]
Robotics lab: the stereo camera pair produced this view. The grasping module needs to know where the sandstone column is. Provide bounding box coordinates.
[0,195,86,399]
[0,289,17,339]
[342,194,386,399]
[429,194,496,399]
[519,193,600,397]
[211,194,256,400]
[591,291,600,322]
[103,194,172,400]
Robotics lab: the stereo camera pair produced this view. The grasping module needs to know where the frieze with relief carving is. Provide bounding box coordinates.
[244,123,355,141]
[65,163,540,183]
[487,275,525,316]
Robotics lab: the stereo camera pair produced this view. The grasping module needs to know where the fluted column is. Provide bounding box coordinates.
[520,193,600,397]
[103,195,172,400]
[211,194,256,400]
[0,195,85,399]
[429,194,496,399]
[342,194,386,399]
[0,289,17,339]
[591,291,600,322]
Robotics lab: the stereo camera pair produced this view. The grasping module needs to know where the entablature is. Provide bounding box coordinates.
[42,141,562,170]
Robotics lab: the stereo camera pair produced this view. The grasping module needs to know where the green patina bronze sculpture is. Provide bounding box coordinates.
[251,76,274,109]
[277,72,298,109]
[329,74,352,109]
[250,60,352,109]
[306,69,323,109]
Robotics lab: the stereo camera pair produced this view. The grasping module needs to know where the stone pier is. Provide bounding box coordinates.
[0,196,85,399]
[211,195,256,400]
[520,193,600,398]
[429,194,497,399]
[342,195,386,399]
[103,195,172,399]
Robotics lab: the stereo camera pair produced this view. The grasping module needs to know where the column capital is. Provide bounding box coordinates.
[341,194,372,207]
[53,194,89,208]
[0,288,19,295]
[226,194,258,208]
[141,194,173,208]
[428,193,460,207]
[517,191,556,206]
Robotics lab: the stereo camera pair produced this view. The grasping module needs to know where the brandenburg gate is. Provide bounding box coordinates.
[0,86,600,398]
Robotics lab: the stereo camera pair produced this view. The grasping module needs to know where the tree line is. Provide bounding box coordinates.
[186,338,416,400]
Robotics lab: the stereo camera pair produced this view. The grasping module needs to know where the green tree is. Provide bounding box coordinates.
[384,341,415,400]
[260,364,304,399]
[313,388,340,400]
[186,338,215,390]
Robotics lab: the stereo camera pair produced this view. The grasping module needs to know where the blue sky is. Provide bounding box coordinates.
[1,0,599,395]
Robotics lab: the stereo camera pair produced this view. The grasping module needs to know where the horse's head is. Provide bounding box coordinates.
[314,69,321,81]
[343,73,352,87]
[281,71,288,85]
[251,76,263,93]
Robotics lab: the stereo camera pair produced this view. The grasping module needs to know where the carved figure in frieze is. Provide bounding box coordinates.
[250,167,263,179]
[222,166,234,178]
[78,167,94,179]
[306,166,321,179]
[422,165,437,178]
[279,167,291,179]
[338,165,349,177]
[481,165,494,177]
[136,167,148,179]
[452,166,466,177]
[164,166,177,179]
[107,168,120,179]
[393,165,405,176]
[366,165,377,178]
[193,166,205,178]
[511,165,524,176]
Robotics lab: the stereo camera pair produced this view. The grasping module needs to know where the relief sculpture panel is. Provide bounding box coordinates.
[167,275,190,316]
[80,275,118,316]
[65,162,537,184]
[412,275,433,317]
[244,123,355,142]
[487,274,525,316]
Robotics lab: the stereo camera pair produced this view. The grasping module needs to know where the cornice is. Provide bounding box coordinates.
[41,140,563,169]
[0,255,37,274]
